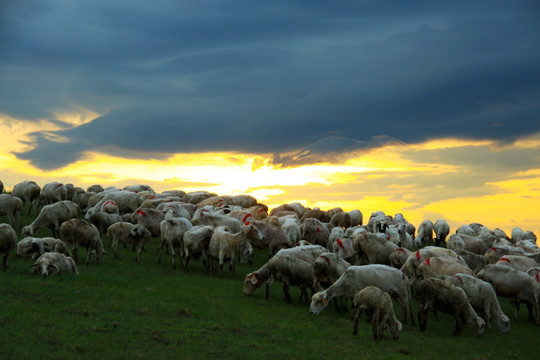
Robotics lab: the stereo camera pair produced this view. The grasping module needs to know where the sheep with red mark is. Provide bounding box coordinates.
[527,267,540,324]
[410,257,474,292]
[310,264,414,325]
[495,255,537,273]
[60,219,105,264]
[248,219,289,258]
[414,277,485,336]
[0,194,24,232]
[353,232,398,265]
[0,223,17,270]
[332,235,355,263]
[108,222,151,262]
[130,208,166,238]
[484,246,529,264]
[352,286,402,340]
[400,246,467,278]
[183,225,214,270]
[155,201,191,220]
[208,224,262,276]
[300,218,329,248]
[158,213,193,268]
[389,248,412,269]
[31,252,78,277]
[12,180,41,215]
[444,273,510,333]
[86,190,142,217]
[21,200,80,238]
[413,220,434,248]
[478,264,537,323]
[39,182,67,206]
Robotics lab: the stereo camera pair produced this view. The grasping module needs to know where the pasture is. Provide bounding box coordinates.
[0,208,538,360]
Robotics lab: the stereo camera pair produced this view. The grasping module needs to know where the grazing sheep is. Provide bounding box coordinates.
[60,219,105,264]
[32,252,78,277]
[478,264,537,323]
[281,217,302,247]
[249,220,290,258]
[107,222,151,262]
[400,247,466,278]
[191,208,243,232]
[158,214,193,268]
[495,255,537,273]
[130,208,166,238]
[433,219,450,246]
[183,225,214,270]
[389,248,412,269]
[414,278,485,336]
[484,246,529,264]
[12,180,41,215]
[208,224,262,276]
[21,201,80,238]
[444,273,510,333]
[527,268,540,324]
[0,223,17,270]
[86,190,142,216]
[413,220,434,248]
[89,210,123,236]
[413,257,474,282]
[40,182,67,205]
[310,264,413,325]
[300,218,330,247]
[312,252,351,291]
[352,286,402,340]
[447,234,487,254]
[0,194,24,232]
[454,249,487,274]
[354,232,398,265]
[243,251,315,303]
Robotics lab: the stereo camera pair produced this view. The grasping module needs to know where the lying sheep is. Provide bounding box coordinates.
[0,194,24,232]
[12,180,41,215]
[183,225,214,270]
[310,264,414,325]
[414,278,485,336]
[16,237,69,259]
[21,200,80,238]
[107,222,151,262]
[0,223,17,270]
[352,286,402,341]
[60,219,105,264]
[244,251,315,303]
[32,252,78,277]
[444,273,510,333]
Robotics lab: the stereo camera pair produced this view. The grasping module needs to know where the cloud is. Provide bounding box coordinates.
[2,1,540,169]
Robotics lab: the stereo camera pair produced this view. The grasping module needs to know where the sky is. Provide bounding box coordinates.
[1,0,539,237]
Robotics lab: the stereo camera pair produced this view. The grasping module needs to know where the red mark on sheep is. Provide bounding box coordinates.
[336,239,344,249]
[455,275,463,284]
[397,248,406,254]
[491,248,498,252]
[316,227,324,233]
[363,233,369,241]
[244,221,251,226]
[258,208,266,214]
[56,183,64,188]
[425,258,431,265]
[242,214,253,224]
[136,210,146,217]
[387,235,391,241]
[320,255,331,265]
[103,200,116,207]
[499,257,511,263]
[536,273,540,283]
[416,251,421,260]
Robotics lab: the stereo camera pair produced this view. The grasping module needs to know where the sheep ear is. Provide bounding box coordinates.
[250,275,258,285]
[322,296,329,306]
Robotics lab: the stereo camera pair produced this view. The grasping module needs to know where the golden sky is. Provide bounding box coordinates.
[1,117,539,239]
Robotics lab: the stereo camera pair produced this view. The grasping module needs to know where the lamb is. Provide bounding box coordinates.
[60,219,105,264]
[158,214,193,268]
[0,223,17,270]
[208,224,262,276]
[39,182,67,206]
[414,277,485,336]
[413,220,434,248]
[300,218,329,247]
[444,273,510,333]
[477,264,537,323]
[130,208,166,238]
[107,222,151,262]
[394,222,413,249]
[354,232,398,265]
[495,255,537,273]
[32,252,78,277]
[309,264,414,325]
[243,251,315,303]
[12,180,41,215]
[21,200,80,238]
[0,194,24,232]
[352,286,402,340]
[400,246,466,278]
[433,219,450,246]
[182,225,214,270]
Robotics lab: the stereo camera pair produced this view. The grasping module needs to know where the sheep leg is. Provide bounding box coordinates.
[85,247,92,265]
[112,238,120,260]
[2,253,8,271]
[135,243,143,263]
[170,242,177,269]
[526,302,535,323]
[157,238,165,263]
[352,306,363,335]
[372,308,381,341]
[265,276,275,300]
[452,316,464,336]
[510,298,520,320]
[282,283,292,303]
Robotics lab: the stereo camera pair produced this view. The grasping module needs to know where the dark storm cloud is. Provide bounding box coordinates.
[2,0,539,169]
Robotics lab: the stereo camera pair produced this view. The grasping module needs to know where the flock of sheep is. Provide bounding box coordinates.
[0,179,539,340]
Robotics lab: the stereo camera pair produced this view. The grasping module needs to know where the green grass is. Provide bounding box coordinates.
[0,209,538,360]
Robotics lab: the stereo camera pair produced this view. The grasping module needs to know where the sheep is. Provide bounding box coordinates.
[433,219,450,246]
[478,264,537,323]
[389,248,412,269]
[446,234,487,254]
[312,252,351,291]
[158,214,193,268]
[309,264,414,325]
[484,246,529,264]
[243,251,315,303]
[353,232,398,265]
[208,224,262,276]
[387,223,413,250]
[156,202,191,220]
[130,208,165,238]
[444,273,510,333]
[454,249,487,274]
[249,219,290,258]
[352,286,402,340]
[191,208,243,232]
[184,191,218,204]
[410,257,474,291]
[331,234,356,264]
[414,277,485,336]
[456,224,476,236]
[0,194,24,232]
[367,212,393,234]
[39,182,67,205]
[229,194,258,208]
[511,227,537,244]
[0,223,17,270]
[495,255,537,273]
[413,220,434,248]
[12,180,41,215]
[270,202,307,219]
[124,184,154,193]
[31,252,78,277]
[527,268,540,324]
[21,200,80,238]
[60,219,105,264]
[86,190,142,216]
[300,218,329,247]
[301,208,329,223]
[400,246,466,278]
[394,213,415,238]
[515,239,540,254]
[281,217,302,247]
[16,236,72,259]
[183,225,214,270]
[107,222,151,262]
[89,210,123,236]
[87,184,104,193]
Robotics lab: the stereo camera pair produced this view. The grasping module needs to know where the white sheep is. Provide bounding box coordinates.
[310,264,413,325]
[353,232,398,265]
[86,190,142,216]
[444,273,510,333]
[40,182,67,205]
[191,208,243,232]
[400,246,466,278]
[0,223,17,270]
[511,227,537,244]
[413,220,434,248]
[0,193,24,232]
[312,252,351,291]
[130,208,166,238]
[300,218,329,247]
[89,210,123,236]
[158,214,193,268]
[183,225,214,270]
[280,217,302,247]
[352,286,402,340]
[389,248,412,269]
[454,249,487,274]
[16,237,71,259]
[107,222,151,262]
[60,219,105,264]
[446,234,487,254]
[32,252,78,277]
[12,180,41,215]
[21,200,80,238]
[410,257,474,292]
[433,219,450,246]
[526,267,540,324]
[495,255,537,273]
